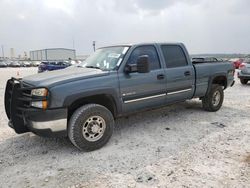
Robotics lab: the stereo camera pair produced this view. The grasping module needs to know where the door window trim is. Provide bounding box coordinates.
[126,45,162,70]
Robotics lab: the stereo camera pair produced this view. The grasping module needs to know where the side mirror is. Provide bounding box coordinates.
[137,55,150,73]
[124,55,150,74]
[124,64,137,73]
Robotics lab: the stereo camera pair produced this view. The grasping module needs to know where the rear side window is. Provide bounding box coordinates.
[127,45,161,70]
[161,45,188,68]
[57,62,65,65]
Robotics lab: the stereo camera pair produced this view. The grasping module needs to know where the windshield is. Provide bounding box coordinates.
[78,46,130,71]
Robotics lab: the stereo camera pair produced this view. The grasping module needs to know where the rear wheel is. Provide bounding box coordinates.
[68,104,114,151]
[240,79,248,85]
[202,84,224,112]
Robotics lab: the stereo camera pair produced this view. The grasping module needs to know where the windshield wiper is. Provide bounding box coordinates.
[85,65,101,70]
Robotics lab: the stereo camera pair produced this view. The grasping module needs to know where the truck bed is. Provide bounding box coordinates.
[193,61,234,98]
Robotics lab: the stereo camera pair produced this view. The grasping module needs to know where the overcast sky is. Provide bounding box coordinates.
[0,0,250,56]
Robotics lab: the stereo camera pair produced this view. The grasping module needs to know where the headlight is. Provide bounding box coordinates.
[31,88,48,96]
[31,88,48,110]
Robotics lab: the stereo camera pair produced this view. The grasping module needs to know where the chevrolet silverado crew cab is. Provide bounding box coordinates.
[5,43,235,151]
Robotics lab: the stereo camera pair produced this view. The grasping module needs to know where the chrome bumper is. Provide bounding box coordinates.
[27,118,67,137]
[29,119,67,132]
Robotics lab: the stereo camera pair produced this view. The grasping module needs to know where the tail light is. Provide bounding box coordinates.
[239,63,246,69]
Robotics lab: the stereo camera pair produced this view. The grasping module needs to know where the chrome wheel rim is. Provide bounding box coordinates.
[82,116,106,142]
[212,91,221,106]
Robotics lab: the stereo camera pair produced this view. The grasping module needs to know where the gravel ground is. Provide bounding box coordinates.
[0,68,249,188]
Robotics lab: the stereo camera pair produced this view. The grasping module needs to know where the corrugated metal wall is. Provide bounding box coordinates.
[30,48,76,61]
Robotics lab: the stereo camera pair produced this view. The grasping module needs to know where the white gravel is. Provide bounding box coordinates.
[0,68,249,188]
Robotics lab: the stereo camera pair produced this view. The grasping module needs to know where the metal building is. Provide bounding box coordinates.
[30,48,76,61]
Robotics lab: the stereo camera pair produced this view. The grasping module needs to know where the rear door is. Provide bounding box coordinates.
[55,62,65,70]
[160,45,195,103]
[118,45,166,113]
[48,62,56,71]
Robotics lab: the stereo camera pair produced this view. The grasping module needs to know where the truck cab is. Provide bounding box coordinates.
[118,43,195,113]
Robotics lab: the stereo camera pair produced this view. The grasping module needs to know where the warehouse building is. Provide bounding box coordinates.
[30,48,76,61]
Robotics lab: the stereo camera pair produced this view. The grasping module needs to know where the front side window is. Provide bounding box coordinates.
[161,45,188,68]
[127,46,161,70]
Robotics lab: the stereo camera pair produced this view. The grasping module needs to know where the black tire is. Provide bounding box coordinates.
[202,84,224,112]
[240,79,248,85]
[68,104,114,151]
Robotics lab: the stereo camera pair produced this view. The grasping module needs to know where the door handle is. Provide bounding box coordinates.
[157,74,165,80]
[184,71,191,76]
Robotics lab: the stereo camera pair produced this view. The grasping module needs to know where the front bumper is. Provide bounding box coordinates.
[8,110,67,137]
[38,68,44,73]
[5,78,67,137]
[26,108,67,137]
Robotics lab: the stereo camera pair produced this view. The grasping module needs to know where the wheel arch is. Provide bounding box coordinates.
[206,74,227,95]
[64,89,120,121]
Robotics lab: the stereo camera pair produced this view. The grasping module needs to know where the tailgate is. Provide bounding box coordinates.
[242,63,250,74]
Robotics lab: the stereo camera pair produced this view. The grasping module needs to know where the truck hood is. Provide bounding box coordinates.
[22,67,109,87]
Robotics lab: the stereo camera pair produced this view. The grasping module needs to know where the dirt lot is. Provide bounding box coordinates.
[0,68,249,188]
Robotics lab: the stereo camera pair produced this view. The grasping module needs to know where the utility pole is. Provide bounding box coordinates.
[1,45,4,59]
[72,37,75,49]
[93,41,96,52]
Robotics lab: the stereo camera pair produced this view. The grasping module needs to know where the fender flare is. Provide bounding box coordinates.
[63,88,122,115]
[206,73,227,95]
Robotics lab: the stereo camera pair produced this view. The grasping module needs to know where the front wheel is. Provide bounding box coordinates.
[68,104,114,151]
[202,84,224,112]
[240,79,248,85]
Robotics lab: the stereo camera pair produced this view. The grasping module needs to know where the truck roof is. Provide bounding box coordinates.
[99,42,184,48]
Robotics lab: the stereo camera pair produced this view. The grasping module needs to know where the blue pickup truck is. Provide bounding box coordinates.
[5,43,235,151]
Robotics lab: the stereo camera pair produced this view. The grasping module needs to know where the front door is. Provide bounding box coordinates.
[118,45,166,113]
